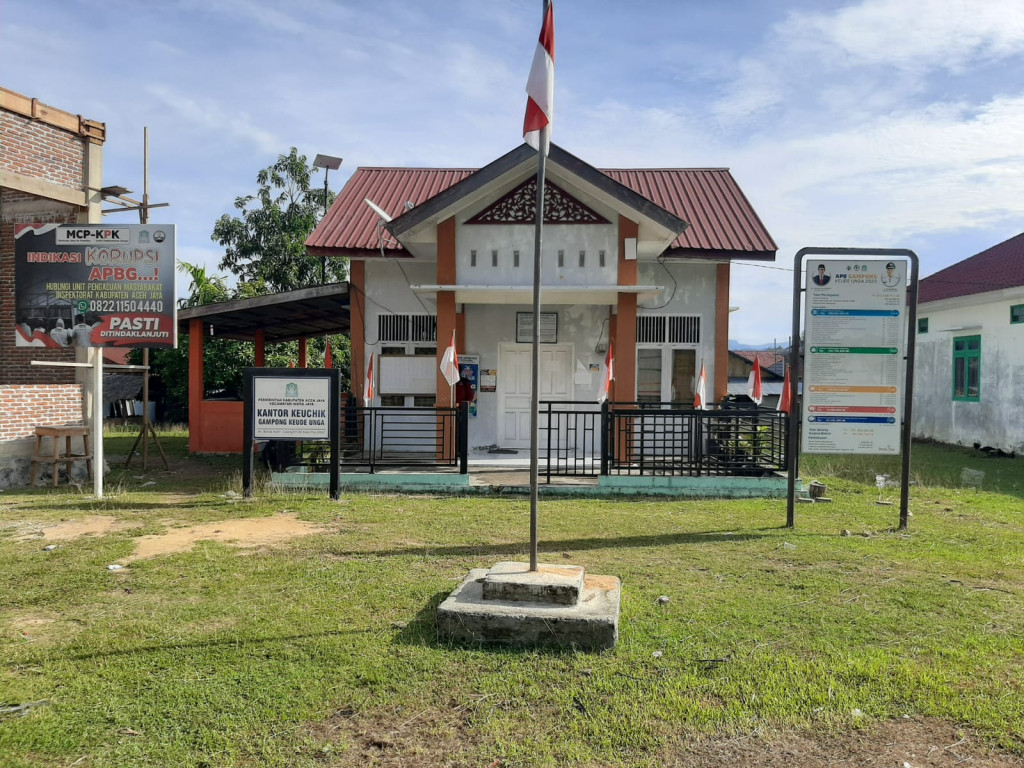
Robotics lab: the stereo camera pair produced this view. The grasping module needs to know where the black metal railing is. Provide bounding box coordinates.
[343,403,468,473]
[275,401,468,475]
[272,399,784,479]
[540,400,602,479]
[602,402,788,477]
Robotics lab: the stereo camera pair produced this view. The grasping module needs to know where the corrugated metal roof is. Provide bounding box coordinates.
[307,161,776,260]
[306,167,476,256]
[601,169,776,256]
[918,231,1024,304]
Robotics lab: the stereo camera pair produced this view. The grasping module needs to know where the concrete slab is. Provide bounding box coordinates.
[482,561,585,605]
[437,567,620,651]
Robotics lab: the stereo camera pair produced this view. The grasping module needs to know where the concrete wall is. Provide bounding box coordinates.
[912,288,1024,452]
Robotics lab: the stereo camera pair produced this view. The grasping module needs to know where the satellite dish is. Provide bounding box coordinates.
[364,198,392,222]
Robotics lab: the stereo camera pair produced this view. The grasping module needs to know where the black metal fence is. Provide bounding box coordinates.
[538,401,787,480]
[345,403,468,473]
[271,402,468,474]
[602,402,787,477]
[268,400,786,479]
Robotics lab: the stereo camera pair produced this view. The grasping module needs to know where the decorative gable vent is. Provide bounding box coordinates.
[636,315,701,344]
[378,314,437,342]
[466,178,609,225]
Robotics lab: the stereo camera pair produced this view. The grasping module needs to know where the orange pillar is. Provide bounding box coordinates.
[254,330,266,367]
[188,319,204,453]
[614,216,639,402]
[298,338,307,368]
[350,260,366,402]
[436,216,457,408]
[715,263,730,403]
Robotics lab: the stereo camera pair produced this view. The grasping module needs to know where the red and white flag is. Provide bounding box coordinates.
[523,1,555,154]
[597,341,614,404]
[779,364,792,414]
[324,341,333,369]
[440,330,459,387]
[363,353,374,403]
[694,360,707,410]
[747,353,763,405]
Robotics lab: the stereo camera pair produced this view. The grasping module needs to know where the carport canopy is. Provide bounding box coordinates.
[178,282,351,454]
[177,282,351,343]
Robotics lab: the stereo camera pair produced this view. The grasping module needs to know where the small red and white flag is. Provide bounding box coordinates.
[523,1,555,154]
[779,364,792,414]
[440,330,459,387]
[694,360,707,410]
[324,341,333,369]
[363,353,374,403]
[597,341,614,404]
[747,353,763,405]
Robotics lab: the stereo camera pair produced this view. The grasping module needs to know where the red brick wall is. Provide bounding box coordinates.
[1,106,86,386]
[0,110,86,185]
[0,384,84,440]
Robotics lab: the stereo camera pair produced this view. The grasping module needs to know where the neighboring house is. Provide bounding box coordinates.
[913,232,1024,453]
[0,87,105,486]
[726,349,786,408]
[307,143,776,452]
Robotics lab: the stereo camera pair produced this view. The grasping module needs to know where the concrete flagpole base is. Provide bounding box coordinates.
[437,561,620,651]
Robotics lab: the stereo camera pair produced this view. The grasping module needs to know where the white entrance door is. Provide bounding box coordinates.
[498,343,573,449]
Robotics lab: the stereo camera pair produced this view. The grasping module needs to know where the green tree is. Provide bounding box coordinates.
[212,147,345,291]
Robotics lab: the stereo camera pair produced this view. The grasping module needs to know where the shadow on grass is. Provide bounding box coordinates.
[12,627,372,667]
[329,527,779,561]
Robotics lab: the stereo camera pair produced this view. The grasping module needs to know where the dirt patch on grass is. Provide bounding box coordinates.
[662,718,1024,767]
[4,610,85,645]
[15,515,133,542]
[304,712,1023,767]
[128,513,328,560]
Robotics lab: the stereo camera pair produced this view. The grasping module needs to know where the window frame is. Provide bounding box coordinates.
[1011,304,1024,324]
[951,334,981,402]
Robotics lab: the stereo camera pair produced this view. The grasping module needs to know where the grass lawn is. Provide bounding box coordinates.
[1,434,1022,767]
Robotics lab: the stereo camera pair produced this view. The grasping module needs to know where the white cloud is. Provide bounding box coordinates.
[146,85,281,154]
[779,0,1024,74]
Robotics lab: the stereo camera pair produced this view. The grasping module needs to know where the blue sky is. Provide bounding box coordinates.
[4,0,1023,345]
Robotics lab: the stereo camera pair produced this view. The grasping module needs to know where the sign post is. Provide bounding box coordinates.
[788,248,919,529]
[243,368,341,500]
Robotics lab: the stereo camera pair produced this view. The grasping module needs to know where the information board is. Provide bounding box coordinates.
[13,223,176,349]
[802,259,908,454]
[252,375,331,440]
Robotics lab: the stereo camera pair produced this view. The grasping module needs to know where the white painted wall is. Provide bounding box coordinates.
[457,223,619,287]
[912,287,1024,452]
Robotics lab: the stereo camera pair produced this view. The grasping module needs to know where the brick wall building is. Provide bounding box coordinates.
[0,87,105,485]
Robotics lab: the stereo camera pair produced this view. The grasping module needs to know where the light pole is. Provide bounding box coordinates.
[313,153,342,284]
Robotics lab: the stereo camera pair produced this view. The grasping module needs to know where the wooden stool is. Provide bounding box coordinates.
[31,425,92,487]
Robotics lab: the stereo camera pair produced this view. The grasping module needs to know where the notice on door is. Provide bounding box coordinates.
[802,259,907,454]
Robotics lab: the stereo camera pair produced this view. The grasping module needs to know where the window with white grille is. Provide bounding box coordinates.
[636,315,701,344]
[378,314,437,343]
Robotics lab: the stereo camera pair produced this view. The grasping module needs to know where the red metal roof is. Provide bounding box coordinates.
[307,164,776,260]
[602,168,776,257]
[307,168,476,257]
[918,231,1024,304]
